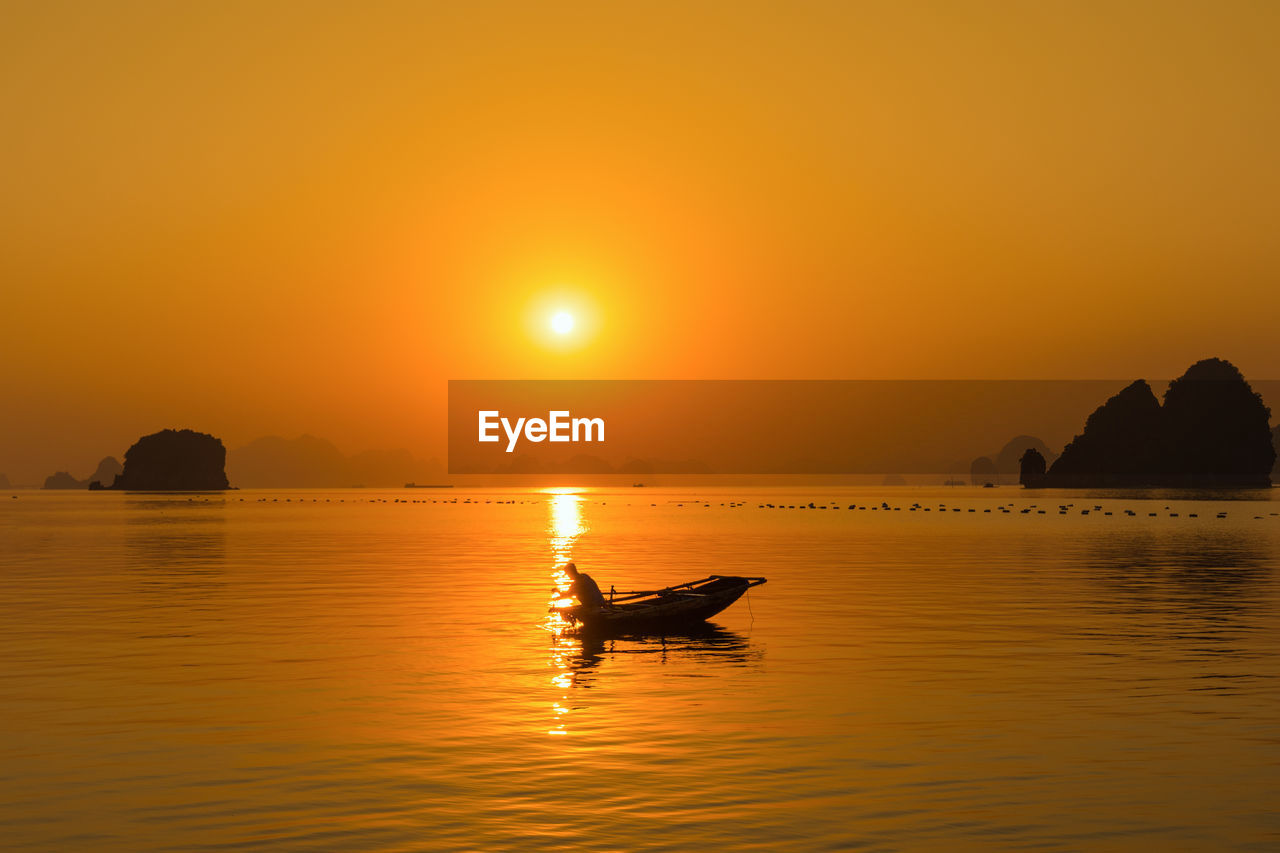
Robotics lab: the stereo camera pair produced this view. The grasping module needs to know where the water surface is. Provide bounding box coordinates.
[3,487,1279,851]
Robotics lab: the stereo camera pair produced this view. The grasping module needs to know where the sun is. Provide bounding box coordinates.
[550,311,574,335]
[526,292,595,351]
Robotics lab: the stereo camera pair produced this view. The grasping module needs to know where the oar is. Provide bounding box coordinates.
[608,576,716,599]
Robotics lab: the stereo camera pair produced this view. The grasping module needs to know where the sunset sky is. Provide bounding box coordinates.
[3,2,1278,482]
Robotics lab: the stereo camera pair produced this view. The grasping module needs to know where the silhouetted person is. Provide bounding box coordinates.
[563,562,607,610]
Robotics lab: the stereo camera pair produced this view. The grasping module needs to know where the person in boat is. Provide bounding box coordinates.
[562,562,608,611]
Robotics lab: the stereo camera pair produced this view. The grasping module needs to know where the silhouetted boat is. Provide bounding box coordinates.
[555,575,766,632]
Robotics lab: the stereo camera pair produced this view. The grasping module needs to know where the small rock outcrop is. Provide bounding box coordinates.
[996,436,1057,476]
[109,429,230,491]
[1039,358,1273,488]
[963,436,1054,486]
[1019,448,1047,487]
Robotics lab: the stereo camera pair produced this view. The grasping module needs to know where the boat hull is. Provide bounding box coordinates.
[560,575,765,633]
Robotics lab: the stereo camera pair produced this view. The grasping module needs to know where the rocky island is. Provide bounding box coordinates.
[107,429,231,491]
[1031,358,1274,488]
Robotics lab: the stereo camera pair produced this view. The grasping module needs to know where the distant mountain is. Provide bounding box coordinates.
[87,456,122,487]
[969,455,996,484]
[42,456,121,489]
[617,458,653,476]
[227,434,442,487]
[229,435,347,487]
[483,454,712,476]
[490,454,614,475]
[43,471,85,489]
[348,448,441,486]
[1274,424,1279,477]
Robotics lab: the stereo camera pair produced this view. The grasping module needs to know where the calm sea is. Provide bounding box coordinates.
[2,487,1279,851]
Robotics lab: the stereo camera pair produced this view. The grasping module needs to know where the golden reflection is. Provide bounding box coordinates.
[543,490,588,735]
[547,491,586,565]
[546,490,586,600]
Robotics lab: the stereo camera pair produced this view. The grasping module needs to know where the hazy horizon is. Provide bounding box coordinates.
[7,374,1278,486]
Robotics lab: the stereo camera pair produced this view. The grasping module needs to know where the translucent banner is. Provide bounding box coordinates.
[446,379,1231,476]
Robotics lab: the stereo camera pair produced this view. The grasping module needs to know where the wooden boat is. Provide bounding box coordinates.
[554,575,766,632]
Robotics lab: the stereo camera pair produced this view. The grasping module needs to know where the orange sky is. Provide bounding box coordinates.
[2,2,1278,482]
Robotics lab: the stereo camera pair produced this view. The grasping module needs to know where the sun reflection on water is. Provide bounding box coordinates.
[547,492,585,564]
[543,490,587,735]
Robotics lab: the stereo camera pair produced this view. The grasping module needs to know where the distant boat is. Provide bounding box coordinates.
[632,482,645,487]
[405,483,454,488]
[553,575,766,632]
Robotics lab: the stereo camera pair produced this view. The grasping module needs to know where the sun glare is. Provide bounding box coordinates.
[526,292,596,351]
[551,311,574,335]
